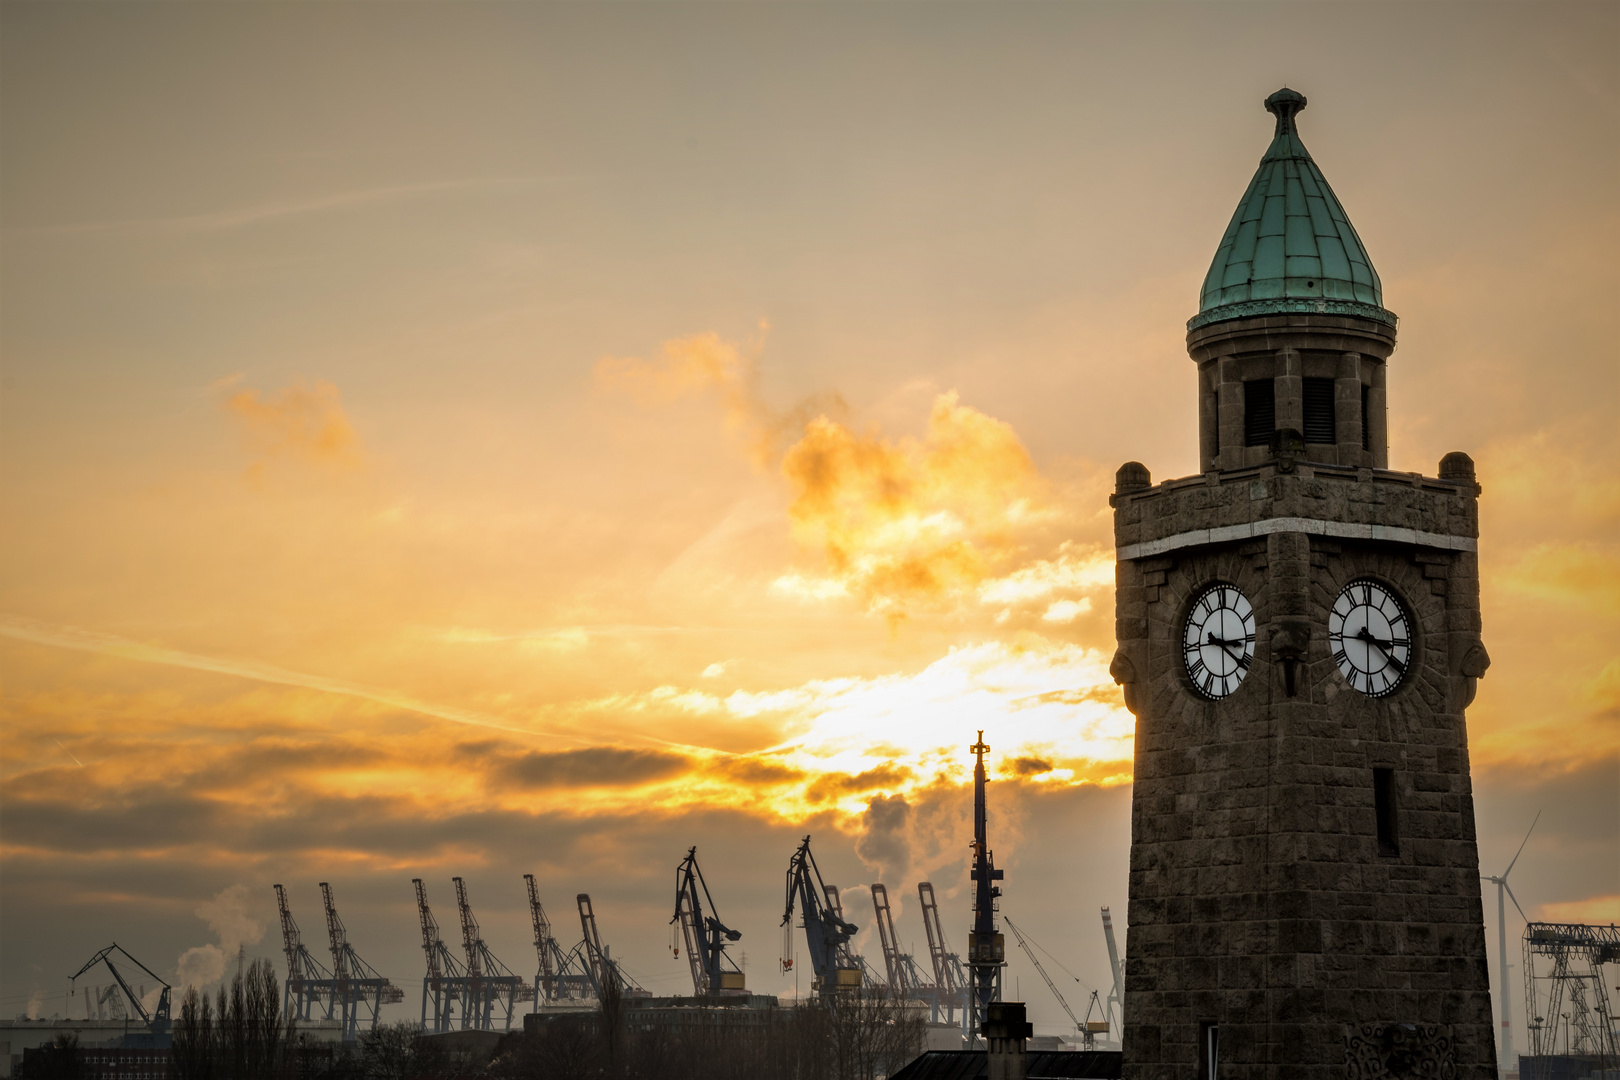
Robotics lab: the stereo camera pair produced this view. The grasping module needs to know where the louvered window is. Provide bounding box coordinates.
[1303,377,1336,443]
[1243,379,1274,447]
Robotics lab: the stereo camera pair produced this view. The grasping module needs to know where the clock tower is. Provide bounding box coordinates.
[1110,89,1498,1079]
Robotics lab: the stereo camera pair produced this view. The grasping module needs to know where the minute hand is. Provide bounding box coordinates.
[1355,627,1406,673]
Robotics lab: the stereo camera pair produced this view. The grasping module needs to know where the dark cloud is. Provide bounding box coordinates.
[855,794,913,885]
[497,747,691,790]
[1008,756,1054,776]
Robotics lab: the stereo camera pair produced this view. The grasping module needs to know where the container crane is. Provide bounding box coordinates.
[523,875,594,1004]
[319,882,404,1041]
[822,885,885,987]
[576,893,647,998]
[411,879,469,1032]
[871,883,936,1009]
[273,884,335,1024]
[780,836,860,996]
[918,880,969,1029]
[68,945,171,1047]
[671,846,745,997]
[451,877,533,1030]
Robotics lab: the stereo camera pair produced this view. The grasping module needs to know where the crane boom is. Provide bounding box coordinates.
[69,945,171,1034]
[1004,918,1081,1030]
[671,846,743,997]
[871,884,910,995]
[524,875,557,998]
[1101,906,1124,1033]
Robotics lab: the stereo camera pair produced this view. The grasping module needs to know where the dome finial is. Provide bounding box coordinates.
[1265,87,1307,137]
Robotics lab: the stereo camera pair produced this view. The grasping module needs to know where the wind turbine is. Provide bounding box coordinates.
[1482,811,1539,1072]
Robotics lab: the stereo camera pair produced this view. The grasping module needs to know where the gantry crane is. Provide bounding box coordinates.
[1523,921,1620,1065]
[523,875,594,1004]
[319,882,404,1041]
[576,893,646,998]
[1101,906,1124,1041]
[871,883,935,1007]
[672,847,746,997]
[274,884,336,1025]
[69,945,171,1046]
[781,836,860,996]
[451,877,534,1030]
[411,879,470,1032]
[918,881,969,1029]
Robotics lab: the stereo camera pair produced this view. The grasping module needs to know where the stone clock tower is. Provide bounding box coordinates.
[1110,89,1498,1079]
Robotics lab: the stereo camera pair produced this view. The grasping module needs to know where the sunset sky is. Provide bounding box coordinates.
[2,1,1615,1040]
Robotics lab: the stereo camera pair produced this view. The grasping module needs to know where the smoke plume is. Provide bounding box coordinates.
[176,885,266,990]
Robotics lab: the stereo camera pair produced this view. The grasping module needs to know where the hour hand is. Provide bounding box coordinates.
[1355,627,1406,672]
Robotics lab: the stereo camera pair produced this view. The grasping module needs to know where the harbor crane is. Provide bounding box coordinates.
[452,877,534,1030]
[411,879,469,1032]
[671,847,746,997]
[1523,921,1620,1066]
[781,836,860,996]
[824,885,885,988]
[967,732,1005,1037]
[576,894,647,998]
[872,883,947,1017]
[69,945,171,1046]
[319,882,404,1041]
[1004,917,1109,1049]
[918,881,969,1029]
[524,875,594,1004]
[274,885,335,1025]
[1101,907,1124,1040]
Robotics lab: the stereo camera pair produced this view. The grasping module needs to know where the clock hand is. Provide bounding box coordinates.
[1204,633,1252,669]
[1354,627,1406,673]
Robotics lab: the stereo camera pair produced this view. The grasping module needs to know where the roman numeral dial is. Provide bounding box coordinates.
[1182,584,1256,700]
[1328,579,1412,698]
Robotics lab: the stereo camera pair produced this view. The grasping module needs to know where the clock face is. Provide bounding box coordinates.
[1182,584,1256,700]
[1329,580,1412,697]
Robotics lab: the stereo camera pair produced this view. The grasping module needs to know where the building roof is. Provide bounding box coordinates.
[888,1049,1123,1080]
[1190,88,1394,332]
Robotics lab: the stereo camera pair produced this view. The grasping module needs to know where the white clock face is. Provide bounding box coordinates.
[1182,584,1255,700]
[1329,580,1411,697]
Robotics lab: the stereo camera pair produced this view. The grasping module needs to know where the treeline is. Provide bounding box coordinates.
[17,964,926,1080]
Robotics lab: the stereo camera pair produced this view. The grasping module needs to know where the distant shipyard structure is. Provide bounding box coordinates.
[1110,88,1499,1078]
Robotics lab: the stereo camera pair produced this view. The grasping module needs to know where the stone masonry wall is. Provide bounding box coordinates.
[1112,458,1496,1080]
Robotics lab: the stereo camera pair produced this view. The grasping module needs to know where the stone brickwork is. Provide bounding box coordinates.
[1112,438,1498,1079]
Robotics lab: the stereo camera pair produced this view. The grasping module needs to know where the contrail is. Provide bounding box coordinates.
[0,613,533,735]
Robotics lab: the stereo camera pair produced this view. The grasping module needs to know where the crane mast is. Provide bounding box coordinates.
[918,881,968,1028]
[967,731,1005,1038]
[273,885,336,1024]
[577,893,611,997]
[449,877,532,1030]
[1101,906,1124,1038]
[780,836,860,996]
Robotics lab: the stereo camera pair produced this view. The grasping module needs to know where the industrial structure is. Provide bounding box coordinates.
[411,878,470,1032]
[576,893,648,998]
[1521,921,1619,1077]
[671,847,746,997]
[318,883,404,1040]
[524,874,594,1005]
[918,882,969,1030]
[781,835,860,997]
[451,877,534,1030]
[966,732,1005,1037]
[67,945,171,1048]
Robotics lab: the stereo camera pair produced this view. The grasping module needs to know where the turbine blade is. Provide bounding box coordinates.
[1503,881,1530,925]
[1502,809,1541,878]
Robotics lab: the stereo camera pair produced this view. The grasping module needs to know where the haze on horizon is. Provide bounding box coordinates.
[1,0,1615,1039]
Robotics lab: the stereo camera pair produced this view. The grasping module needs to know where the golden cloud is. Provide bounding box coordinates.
[779,392,1063,617]
[219,377,364,479]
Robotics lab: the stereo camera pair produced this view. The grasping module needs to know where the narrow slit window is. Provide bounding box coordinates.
[1361,384,1371,452]
[1243,379,1274,447]
[1212,390,1220,456]
[1374,768,1399,856]
[1303,377,1336,443]
[1200,1021,1220,1079]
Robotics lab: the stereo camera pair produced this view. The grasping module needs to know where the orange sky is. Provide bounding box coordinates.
[2,0,1615,1038]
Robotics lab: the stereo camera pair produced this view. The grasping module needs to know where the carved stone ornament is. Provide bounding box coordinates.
[1109,648,1141,717]
[1344,1023,1457,1079]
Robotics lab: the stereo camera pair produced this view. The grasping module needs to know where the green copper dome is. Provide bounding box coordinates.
[1190,88,1395,331]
